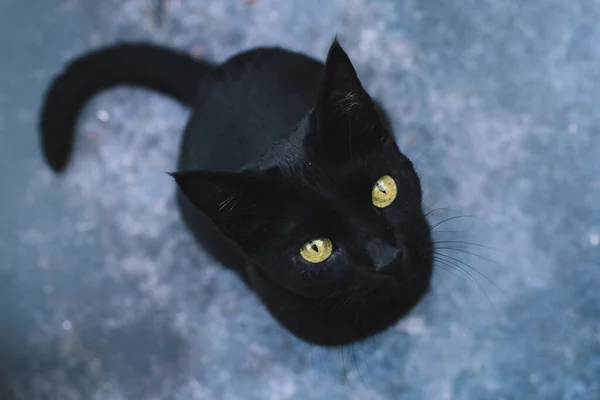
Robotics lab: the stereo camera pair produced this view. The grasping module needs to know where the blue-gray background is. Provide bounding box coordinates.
[1,0,599,399]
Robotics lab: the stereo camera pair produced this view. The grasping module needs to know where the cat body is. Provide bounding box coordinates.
[40,40,433,345]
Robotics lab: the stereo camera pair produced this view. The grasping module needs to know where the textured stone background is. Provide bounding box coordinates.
[0,0,599,399]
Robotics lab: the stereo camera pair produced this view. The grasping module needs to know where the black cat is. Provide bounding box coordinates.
[40,39,434,346]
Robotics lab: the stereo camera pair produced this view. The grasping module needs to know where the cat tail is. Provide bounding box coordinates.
[39,42,213,172]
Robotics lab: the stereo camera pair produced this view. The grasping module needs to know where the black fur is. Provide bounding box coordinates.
[40,40,434,346]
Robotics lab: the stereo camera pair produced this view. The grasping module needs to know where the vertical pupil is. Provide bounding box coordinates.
[311,244,319,252]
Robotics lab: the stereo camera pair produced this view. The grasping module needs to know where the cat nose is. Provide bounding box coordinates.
[366,239,401,272]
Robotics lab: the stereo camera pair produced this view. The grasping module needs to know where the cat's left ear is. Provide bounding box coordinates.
[310,40,385,150]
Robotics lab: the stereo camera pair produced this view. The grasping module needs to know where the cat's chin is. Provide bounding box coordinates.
[248,258,433,346]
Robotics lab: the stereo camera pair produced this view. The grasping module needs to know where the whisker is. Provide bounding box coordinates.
[434,260,492,305]
[350,299,369,379]
[351,343,365,383]
[413,146,432,166]
[422,194,444,210]
[370,335,379,364]
[434,246,503,269]
[340,346,349,381]
[430,229,467,235]
[435,257,479,285]
[319,284,363,304]
[434,251,503,294]
[330,293,356,316]
[217,195,235,211]
[424,207,452,218]
[428,215,478,231]
[433,240,500,252]
[361,339,372,377]
[435,262,475,283]
[434,256,496,308]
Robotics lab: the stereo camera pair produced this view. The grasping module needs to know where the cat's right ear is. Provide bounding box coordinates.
[318,39,372,118]
[306,39,386,158]
[171,170,284,243]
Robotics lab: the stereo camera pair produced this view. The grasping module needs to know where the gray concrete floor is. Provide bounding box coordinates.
[0,0,599,399]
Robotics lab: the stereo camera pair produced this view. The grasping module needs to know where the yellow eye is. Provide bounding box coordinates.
[372,175,397,208]
[299,238,333,263]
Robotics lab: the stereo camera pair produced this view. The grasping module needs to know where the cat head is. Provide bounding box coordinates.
[173,40,433,342]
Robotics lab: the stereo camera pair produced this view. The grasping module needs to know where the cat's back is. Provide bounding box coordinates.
[178,47,323,172]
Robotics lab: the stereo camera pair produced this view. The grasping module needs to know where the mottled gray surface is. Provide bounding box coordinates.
[1,0,599,399]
